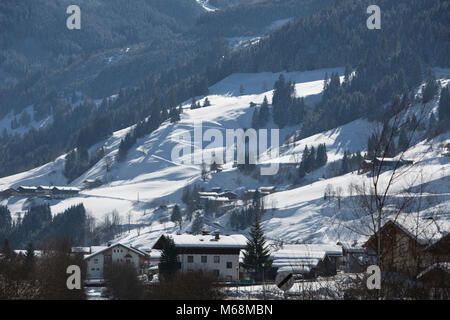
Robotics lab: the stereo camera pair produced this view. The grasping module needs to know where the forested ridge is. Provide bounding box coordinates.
[0,0,449,182]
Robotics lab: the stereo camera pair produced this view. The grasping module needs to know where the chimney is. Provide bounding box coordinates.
[107,242,111,247]
[215,232,220,240]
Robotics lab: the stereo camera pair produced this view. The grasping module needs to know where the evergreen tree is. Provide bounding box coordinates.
[422,74,439,104]
[251,108,260,129]
[23,242,36,279]
[203,97,211,107]
[341,150,350,174]
[169,106,180,123]
[170,205,182,229]
[438,85,450,125]
[2,238,15,260]
[316,143,328,168]
[191,213,204,235]
[158,235,180,280]
[259,96,270,125]
[242,212,271,282]
[0,205,11,237]
[305,146,316,172]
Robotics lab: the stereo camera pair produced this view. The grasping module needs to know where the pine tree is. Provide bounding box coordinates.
[251,108,260,129]
[191,213,204,235]
[316,143,328,168]
[203,97,211,107]
[259,96,270,125]
[341,150,350,174]
[170,205,182,229]
[169,106,180,123]
[0,205,11,236]
[242,212,271,282]
[158,236,180,280]
[438,85,450,124]
[306,146,316,172]
[23,242,36,279]
[422,73,439,104]
[2,238,15,260]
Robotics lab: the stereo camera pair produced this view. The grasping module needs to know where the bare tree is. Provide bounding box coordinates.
[333,94,439,282]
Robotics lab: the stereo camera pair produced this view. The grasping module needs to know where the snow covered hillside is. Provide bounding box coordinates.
[1,67,449,251]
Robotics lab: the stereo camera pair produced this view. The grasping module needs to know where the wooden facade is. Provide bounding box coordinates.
[363,221,449,277]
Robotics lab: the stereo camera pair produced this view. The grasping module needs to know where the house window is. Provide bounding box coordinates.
[94,258,99,264]
[214,256,220,263]
[226,262,232,269]
[187,256,194,263]
[226,275,232,282]
[212,270,220,277]
[201,256,207,263]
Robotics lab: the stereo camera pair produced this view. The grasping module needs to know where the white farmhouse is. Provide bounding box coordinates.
[83,243,150,279]
[152,233,247,282]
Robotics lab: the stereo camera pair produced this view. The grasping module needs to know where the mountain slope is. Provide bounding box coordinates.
[1,68,449,250]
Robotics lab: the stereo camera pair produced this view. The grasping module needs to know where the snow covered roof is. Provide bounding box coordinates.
[38,185,53,190]
[417,262,450,280]
[389,216,448,246]
[259,186,276,191]
[273,244,343,257]
[272,258,321,268]
[153,234,248,249]
[271,244,342,271]
[336,241,367,253]
[53,186,80,192]
[18,186,37,191]
[71,246,91,253]
[277,265,311,274]
[198,192,219,197]
[84,243,150,260]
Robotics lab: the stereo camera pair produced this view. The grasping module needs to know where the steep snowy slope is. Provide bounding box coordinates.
[0,68,341,218]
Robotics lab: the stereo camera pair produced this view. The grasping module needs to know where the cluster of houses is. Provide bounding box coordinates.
[0,186,80,199]
[76,233,375,284]
[360,157,414,173]
[5,213,447,298]
[75,214,448,298]
[198,186,277,208]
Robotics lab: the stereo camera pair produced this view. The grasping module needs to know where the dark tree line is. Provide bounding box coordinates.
[297,143,328,178]
[0,237,86,299]
[2,204,87,249]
